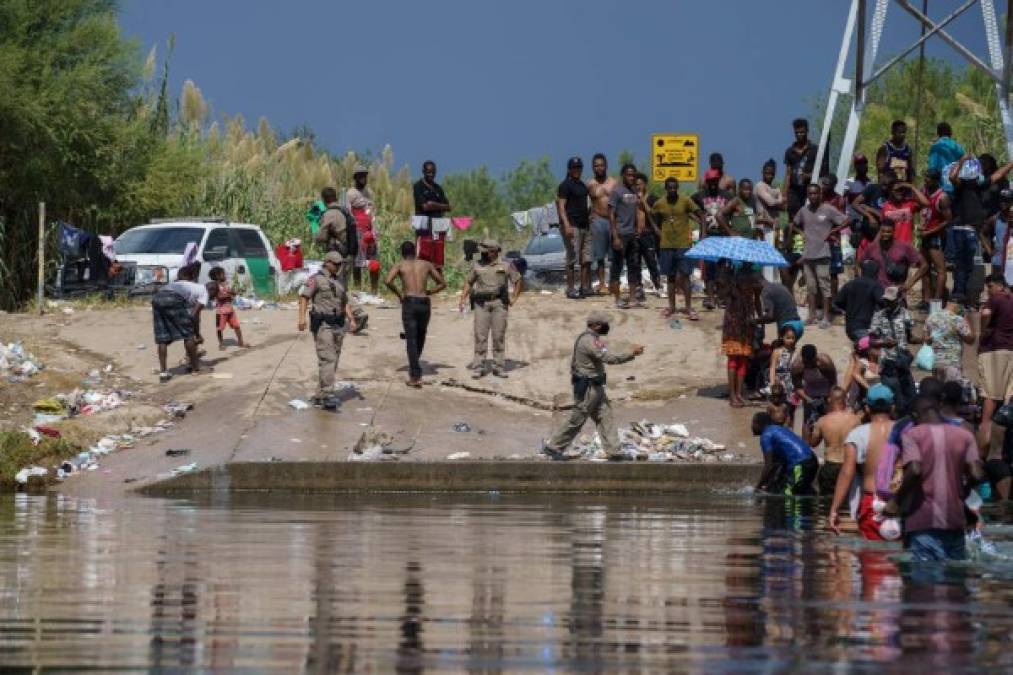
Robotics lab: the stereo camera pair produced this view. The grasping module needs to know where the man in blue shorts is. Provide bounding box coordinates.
[753,412,818,496]
[652,178,704,319]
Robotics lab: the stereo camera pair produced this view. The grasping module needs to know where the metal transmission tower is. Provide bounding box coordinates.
[815,0,1013,188]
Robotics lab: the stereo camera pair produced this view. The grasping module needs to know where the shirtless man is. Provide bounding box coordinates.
[828,384,896,540]
[587,153,618,293]
[807,387,861,495]
[384,240,446,387]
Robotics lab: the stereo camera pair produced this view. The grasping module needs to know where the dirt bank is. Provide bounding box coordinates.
[0,290,858,498]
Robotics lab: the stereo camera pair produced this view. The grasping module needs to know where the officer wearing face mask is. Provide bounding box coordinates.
[542,311,644,460]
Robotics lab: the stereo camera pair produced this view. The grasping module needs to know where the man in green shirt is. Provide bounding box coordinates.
[652,178,704,320]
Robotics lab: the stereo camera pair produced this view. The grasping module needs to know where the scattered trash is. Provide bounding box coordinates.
[33,425,60,439]
[210,372,233,380]
[350,291,388,306]
[165,448,191,457]
[669,319,682,330]
[163,401,193,418]
[452,422,472,433]
[288,399,310,411]
[136,344,147,350]
[32,398,63,414]
[447,451,471,460]
[15,466,47,485]
[233,296,266,310]
[349,429,412,461]
[539,290,553,295]
[171,463,198,476]
[567,420,740,463]
[289,438,302,443]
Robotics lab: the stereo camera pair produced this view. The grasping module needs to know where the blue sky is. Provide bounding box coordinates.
[121,0,988,181]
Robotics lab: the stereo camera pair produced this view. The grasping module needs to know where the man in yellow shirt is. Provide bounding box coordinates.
[652,178,704,320]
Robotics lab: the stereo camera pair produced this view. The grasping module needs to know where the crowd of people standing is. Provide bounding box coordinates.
[147,117,1013,562]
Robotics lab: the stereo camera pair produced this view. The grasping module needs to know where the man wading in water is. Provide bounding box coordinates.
[385,241,446,388]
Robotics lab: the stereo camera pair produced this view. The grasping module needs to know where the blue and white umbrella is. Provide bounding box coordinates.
[684,236,788,267]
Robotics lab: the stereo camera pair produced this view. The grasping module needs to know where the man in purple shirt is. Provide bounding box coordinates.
[887,396,984,562]
[857,220,929,291]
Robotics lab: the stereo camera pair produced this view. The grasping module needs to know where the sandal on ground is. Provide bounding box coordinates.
[687,309,700,321]
[661,308,676,318]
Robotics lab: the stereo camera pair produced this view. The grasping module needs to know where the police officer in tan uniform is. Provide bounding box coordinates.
[459,239,522,378]
[543,311,644,460]
[297,251,358,408]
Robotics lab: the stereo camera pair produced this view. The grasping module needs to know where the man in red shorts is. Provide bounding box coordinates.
[828,384,896,540]
[413,160,452,272]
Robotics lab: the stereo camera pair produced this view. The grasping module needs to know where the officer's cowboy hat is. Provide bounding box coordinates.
[478,238,501,252]
[586,311,611,326]
[323,251,344,265]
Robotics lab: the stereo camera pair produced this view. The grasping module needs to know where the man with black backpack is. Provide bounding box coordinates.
[313,186,358,266]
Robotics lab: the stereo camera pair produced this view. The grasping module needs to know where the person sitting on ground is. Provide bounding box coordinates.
[833,259,884,342]
[151,263,207,382]
[842,335,882,407]
[206,266,249,351]
[768,382,794,429]
[753,411,818,496]
[791,343,837,437]
[924,296,974,382]
[828,384,897,540]
[809,386,862,496]
[722,271,760,408]
[884,395,985,562]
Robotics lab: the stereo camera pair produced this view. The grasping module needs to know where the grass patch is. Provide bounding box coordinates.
[0,430,77,490]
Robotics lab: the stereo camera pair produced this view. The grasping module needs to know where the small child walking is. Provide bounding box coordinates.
[206,267,250,350]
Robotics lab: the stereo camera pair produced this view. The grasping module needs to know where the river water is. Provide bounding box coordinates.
[3,492,1013,672]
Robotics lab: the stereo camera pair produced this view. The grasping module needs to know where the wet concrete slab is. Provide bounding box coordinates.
[140,460,758,495]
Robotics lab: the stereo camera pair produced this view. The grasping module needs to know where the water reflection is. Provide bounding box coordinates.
[1,493,1013,671]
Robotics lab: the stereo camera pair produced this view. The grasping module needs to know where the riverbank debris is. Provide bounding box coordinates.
[0,342,43,381]
[570,420,741,463]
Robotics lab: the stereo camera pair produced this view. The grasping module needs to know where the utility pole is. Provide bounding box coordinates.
[37,202,45,314]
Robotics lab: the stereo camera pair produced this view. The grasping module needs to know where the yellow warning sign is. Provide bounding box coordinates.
[651,133,698,183]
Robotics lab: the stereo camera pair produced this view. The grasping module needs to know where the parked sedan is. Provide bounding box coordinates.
[517,230,567,287]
